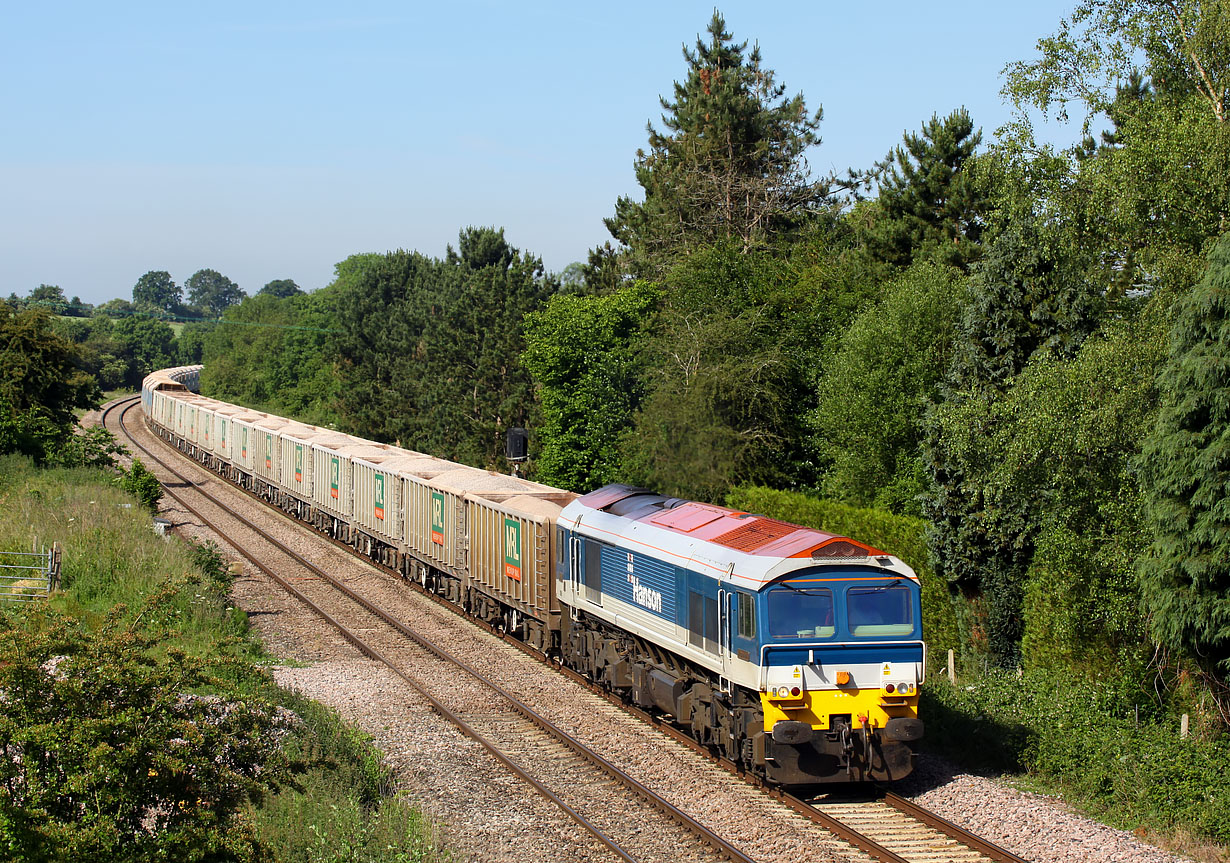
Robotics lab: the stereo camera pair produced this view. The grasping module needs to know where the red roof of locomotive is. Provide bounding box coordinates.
[574,486,886,560]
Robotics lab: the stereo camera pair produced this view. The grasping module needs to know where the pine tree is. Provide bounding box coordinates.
[605,12,826,276]
[1138,232,1230,682]
[861,109,987,271]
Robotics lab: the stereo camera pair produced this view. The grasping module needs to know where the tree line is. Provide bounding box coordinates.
[7,1,1230,733]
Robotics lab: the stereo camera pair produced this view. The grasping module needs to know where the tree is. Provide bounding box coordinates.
[333,230,555,467]
[199,289,339,427]
[28,284,68,314]
[924,213,1105,665]
[94,298,135,318]
[0,301,99,431]
[948,212,1103,392]
[996,1,1230,302]
[1003,0,1230,129]
[859,109,989,271]
[185,269,244,319]
[112,316,176,383]
[618,243,817,501]
[1011,312,1165,679]
[605,12,827,276]
[1138,232,1230,688]
[176,322,212,365]
[556,262,587,294]
[131,271,181,316]
[810,262,965,514]
[65,296,91,317]
[522,281,659,490]
[258,278,303,298]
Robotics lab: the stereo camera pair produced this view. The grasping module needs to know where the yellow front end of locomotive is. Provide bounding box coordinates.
[760,673,920,732]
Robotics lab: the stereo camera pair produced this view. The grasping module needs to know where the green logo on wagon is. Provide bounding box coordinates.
[430,491,445,545]
[504,517,522,582]
[329,456,340,500]
[374,473,385,520]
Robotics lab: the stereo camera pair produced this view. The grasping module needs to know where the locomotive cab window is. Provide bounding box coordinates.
[767,586,834,639]
[736,591,756,639]
[847,584,914,637]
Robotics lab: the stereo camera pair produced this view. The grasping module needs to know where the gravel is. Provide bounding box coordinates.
[896,758,1196,863]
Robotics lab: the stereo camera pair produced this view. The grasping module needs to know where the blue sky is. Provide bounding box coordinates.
[2,1,1083,305]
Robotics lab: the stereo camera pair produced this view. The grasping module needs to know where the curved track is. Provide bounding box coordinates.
[108,396,763,863]
[106,394,1032,863]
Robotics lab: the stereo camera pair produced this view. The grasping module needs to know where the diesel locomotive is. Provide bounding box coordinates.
[143,365,924,785]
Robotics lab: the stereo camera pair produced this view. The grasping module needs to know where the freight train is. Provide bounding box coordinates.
[142,365,925,785]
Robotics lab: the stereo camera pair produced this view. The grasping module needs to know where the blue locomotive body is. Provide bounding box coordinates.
[557,484,925,785]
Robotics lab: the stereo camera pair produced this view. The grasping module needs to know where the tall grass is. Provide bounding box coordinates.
[0,454,448,862]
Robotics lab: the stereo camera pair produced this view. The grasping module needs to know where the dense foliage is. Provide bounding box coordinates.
[332,228,556,467]
[522,280,659,490]
[0,302,101,463]
[1139,233,1230,687]
[924,671,1230,843]
[809,261,965,514]
[198,288,341,427]
[0,609,296,862]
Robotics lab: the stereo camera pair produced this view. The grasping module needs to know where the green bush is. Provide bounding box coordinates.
[118,457,163,512]
[924,673,1230,843]
[725,486,959,667]
[0,604,300,863]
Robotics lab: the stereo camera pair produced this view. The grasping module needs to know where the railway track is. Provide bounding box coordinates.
[106,396,754,863]
[104,394,1033,863]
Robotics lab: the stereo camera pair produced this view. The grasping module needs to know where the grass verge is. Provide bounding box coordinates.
[0,454,449,862]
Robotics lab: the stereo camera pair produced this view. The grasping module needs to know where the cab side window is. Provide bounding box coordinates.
[737,592,756,639]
